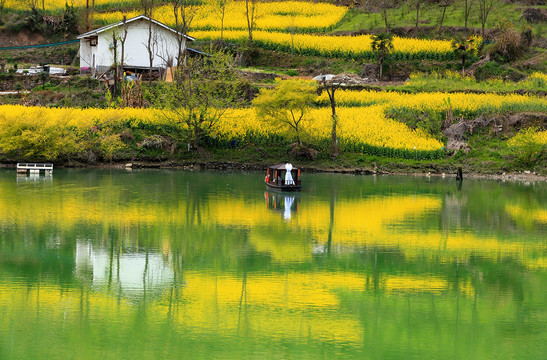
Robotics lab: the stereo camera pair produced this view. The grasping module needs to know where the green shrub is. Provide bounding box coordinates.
[508,127,546,168]
[501,67,526,81]
[474,62,503,81]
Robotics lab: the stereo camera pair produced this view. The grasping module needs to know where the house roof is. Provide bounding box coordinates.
[187,47,211,57]
[77,15,195,41]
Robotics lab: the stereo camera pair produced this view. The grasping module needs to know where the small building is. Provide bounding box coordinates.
[77,15,195,75]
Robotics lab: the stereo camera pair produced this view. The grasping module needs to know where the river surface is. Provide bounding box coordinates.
[0,169,546,359]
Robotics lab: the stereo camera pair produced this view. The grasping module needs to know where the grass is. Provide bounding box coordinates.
[334,1,546,38]
[386,71,547,94]
[174,140,544,176]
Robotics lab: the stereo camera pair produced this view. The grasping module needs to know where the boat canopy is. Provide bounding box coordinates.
[268,163,300,171]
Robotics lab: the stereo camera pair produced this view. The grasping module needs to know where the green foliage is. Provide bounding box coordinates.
[508,127,546,168]
[153,50,244,149]
[393,71,547,93]
[253,79,317,145]
[38,71,50,90]
[334,0,545,39]
[451,35,482,73]
[386,108,443,137]
[371,33,394,79]
[474,61,503,81]
[0,118,79,161]
[98,133,126,161]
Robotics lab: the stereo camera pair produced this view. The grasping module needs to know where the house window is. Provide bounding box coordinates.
[89,36,98,47]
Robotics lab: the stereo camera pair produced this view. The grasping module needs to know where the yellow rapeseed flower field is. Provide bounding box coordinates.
[95,2,348,32]
[0,104,443,159]
[191,30,453,59]
[319,90,547,116]
[508,128,547,147]
[92,2,451,59]
[2,87,545,161]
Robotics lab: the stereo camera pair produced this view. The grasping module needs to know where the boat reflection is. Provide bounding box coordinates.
[265,191,300,221]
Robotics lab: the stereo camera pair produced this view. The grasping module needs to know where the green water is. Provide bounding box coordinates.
[0,169,546,360]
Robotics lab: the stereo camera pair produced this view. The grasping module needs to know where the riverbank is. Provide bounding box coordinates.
[2,159,545,182]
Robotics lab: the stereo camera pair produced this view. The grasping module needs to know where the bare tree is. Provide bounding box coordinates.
[141,0,156,86]
[315,75,341,158]
[171,0,198,67]
[212,0,231,42]
[119,16,128,74]
[111,31,119,95]
[438,0,453,34]
[0,0,6,23]
[84,0,96,31]
[463,0,473,32]
[415,0,423,31]
[23,0,40,12]
[108,15,128,96]
[369,0,395,33]
[478,0,498,38]
[245,0,257,45]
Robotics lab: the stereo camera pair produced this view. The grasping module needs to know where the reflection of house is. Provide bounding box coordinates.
[75,241,174,298]
[77,15,195,75]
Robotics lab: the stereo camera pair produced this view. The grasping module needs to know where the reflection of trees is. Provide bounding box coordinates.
[439,181,547,236]
[326,182,336,256]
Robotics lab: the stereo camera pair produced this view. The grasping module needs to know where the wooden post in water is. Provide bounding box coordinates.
[456,167,463,181]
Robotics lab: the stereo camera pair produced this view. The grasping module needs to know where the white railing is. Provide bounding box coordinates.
[16,163,54,172]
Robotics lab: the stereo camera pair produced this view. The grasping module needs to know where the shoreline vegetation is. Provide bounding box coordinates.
[2,160,546,183]
[0,1,545,176]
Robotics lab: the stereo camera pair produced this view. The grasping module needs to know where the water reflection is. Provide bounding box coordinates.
[0,169,546,359]
[16,171,53,183]
[75,241,175,300]
[264,191,299,221]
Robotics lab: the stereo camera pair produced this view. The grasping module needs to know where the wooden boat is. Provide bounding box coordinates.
[265,163,302,191]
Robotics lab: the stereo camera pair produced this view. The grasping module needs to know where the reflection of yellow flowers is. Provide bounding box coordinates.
[0,176,542,267]
[0,269,475,348]
[506,204,547,227]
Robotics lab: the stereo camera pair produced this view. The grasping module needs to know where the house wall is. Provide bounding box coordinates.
[80,19,187,72]
[79,39,94,69]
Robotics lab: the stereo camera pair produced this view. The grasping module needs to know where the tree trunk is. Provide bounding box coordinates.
[220,10,224,41]
[439,5,448,34]
[112,32,118,95]
[245,0,254,45]
[148,18,153,87]
[85,0,90,31]
[326,86,338,157]
[383,8,388,33]
[120,18,127,87]
[379,56,383,79]
[415,0,421,31]
[464,0,472,32]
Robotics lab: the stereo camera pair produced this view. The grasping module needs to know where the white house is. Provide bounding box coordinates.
[77,15,195,74]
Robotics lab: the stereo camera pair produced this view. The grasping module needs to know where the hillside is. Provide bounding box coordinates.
[0,0,545,175]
